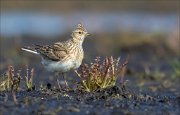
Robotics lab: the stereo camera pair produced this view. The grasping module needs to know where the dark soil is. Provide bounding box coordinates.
[0,85,179,115]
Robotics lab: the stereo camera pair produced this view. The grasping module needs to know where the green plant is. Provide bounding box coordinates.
[171,59,180,78]
[24,65,34,91]
[76,56,128,92]
[144,67,165,80]
[0,65,21,91]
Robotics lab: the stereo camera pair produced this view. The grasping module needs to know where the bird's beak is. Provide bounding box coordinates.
[86,32,90,36]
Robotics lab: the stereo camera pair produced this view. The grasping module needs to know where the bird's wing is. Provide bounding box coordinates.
[35,43,68,61]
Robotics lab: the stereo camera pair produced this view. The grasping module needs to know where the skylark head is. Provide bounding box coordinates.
[72,23,89,42]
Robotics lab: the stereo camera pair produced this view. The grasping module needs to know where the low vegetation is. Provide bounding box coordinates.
[76,56,128,92]
[24,65,35,91]
[171,59,180,78]
[0,65,34,91]
[0,66,21,91]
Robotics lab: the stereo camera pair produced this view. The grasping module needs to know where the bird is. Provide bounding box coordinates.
[22,23,90,90]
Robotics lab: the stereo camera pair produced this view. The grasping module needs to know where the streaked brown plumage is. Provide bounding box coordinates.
[22,23,89,88]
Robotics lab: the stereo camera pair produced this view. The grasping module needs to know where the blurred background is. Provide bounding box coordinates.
[0,0,179,90]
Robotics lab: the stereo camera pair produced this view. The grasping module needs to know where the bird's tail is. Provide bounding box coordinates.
[21,46,39,54]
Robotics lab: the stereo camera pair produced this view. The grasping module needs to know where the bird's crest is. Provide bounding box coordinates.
[76,23,87,32]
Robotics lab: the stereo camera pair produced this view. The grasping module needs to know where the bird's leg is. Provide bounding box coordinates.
[57,79,62,91]
[55,72,62,91]
[62,73,69,90]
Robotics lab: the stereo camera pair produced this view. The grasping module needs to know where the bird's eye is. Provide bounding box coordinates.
[79,32,82,34]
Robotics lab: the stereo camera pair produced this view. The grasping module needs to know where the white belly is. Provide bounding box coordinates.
[41,59,81,73]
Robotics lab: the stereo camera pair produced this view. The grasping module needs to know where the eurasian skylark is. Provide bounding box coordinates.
[22,23,89,89]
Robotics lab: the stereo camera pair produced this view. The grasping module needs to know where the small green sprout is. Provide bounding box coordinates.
[76,56,128,92]
[24,65,34,91]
